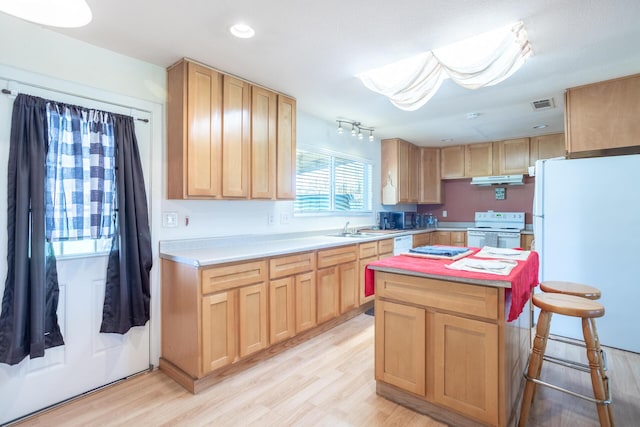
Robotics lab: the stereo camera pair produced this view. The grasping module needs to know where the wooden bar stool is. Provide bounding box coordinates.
[519,293,614,427]
[539,281,608,372]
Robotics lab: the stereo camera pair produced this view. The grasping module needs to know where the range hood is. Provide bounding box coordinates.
[470,174,524,186]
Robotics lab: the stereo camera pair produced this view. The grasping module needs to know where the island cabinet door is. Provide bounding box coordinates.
[375,300,426,396]
[431,312,499,426]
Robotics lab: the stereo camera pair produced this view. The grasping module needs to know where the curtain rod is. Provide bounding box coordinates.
[2,88,150,123]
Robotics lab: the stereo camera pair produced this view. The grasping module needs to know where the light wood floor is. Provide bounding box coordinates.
[13,314,640,426]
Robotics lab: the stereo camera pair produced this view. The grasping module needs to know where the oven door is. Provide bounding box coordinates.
[467,230,486,248]
[497,232,521,249]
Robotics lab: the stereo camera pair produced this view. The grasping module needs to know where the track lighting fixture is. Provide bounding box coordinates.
[336,120,375,142]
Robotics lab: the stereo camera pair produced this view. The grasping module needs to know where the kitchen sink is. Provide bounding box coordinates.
[327,232,380,238]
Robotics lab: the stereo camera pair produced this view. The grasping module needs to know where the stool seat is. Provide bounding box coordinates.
[540,281,601,300]
[533,293,605,319]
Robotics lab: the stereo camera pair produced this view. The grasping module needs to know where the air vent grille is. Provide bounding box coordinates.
[531,98,555,110]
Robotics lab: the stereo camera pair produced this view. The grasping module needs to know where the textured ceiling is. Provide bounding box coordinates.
[48,0,640,146]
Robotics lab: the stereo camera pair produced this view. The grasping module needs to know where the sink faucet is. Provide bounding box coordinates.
[343,221,350,234]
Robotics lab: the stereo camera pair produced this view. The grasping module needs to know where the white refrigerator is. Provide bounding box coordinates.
[533,154,640,353]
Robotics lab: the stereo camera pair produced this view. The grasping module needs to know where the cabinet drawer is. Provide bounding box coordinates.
[378,239,394,255]
[317,245,357,268]
[269,252,315,279]
[201,260,268,294]
[359,242,378,259]
[375,272,498,320]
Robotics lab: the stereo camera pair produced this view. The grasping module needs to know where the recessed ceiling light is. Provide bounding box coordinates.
[466,112,480,119]
[230,23,255,39]
[441,138,453,142]
[533,124,548,129]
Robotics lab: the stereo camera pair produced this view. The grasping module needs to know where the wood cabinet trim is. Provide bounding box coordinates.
[201,260,268,294]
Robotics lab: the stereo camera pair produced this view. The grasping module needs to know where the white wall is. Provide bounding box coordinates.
[0,13,401,369]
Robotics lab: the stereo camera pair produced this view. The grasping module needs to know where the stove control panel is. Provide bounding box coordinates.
[474,211,525,230]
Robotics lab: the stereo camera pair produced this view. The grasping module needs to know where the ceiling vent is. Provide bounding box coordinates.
[530,98,555,111]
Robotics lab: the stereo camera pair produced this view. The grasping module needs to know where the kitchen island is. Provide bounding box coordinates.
[367,249,538,427]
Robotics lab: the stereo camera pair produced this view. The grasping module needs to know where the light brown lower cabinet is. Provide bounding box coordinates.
[316,245,358,323]
[202,290,237,373]
[374,270,529,427]
[375,299,426,395]
[295,271,316,333]
[433,231,466,247]
[359,239,394,306]
[269,277,295,344]
[412,231,432,248]
[161,243,366,394]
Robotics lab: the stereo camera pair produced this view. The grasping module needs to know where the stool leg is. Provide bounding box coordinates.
[583,318,613,427]
[519,310,552,427]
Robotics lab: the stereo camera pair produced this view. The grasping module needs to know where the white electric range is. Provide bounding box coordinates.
[466,211,525,248]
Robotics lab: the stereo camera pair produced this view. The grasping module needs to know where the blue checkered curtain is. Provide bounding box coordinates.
[45,103,116,241]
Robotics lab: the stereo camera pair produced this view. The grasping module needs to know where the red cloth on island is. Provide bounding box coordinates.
[365,249,539,322]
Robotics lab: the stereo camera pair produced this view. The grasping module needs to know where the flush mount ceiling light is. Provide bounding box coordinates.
[532,124,548,129]
[337,120,375,142]
[230,23,255,39]
[356,21,532,111]
[0,0,92,28]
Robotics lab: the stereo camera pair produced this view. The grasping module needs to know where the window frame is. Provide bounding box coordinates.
[294,148,373,217]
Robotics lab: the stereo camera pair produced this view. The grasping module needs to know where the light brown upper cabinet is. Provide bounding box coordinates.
[530,133,565,165]
[565,73,640,157]
[465,142,493,177]
[167,60,222,198]
[381,138,418,204]
[276,95,297,199]
[492,138,530,175]
[419,148,442,204]
[440,145,465,179]
[222,75,251,198]
[251,86,277,199]
[167,58,297,200]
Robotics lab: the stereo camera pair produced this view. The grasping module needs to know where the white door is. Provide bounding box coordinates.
[0,79,152,424]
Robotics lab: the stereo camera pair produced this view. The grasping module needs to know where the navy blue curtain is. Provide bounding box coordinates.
[0,95,64,365]
[100,115,152,333]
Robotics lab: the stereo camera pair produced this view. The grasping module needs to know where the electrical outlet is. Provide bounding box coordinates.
[442,210,448,218]
[280,213,290,224]
[268,214,275,225]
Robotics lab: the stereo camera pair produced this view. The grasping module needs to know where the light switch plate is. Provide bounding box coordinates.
[162,212,178,227]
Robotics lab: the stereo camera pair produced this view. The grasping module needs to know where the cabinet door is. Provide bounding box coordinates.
[269,277,295,344]
[316,267,339,323]
[222,75,250,198]
[440,145,465,179]
[381,139,400,204]
[494,138,530,175]
[186,62,222,197]
[295,271,317,333]
[202,291,236,373]
[408,143,420,203]
[398,140,411,203]
[238,282,268,357]
[451,231,466,247]
[566,74,640,155]
[412,232,432,248]
[432,312,499,425]
[419,148,442,204]
[433,231,451,246]
[378,239,394,257]
[339,261,358,313]
[251,86,277,199]
[530,133,565,164]
[359,256,376,305]
[276,95,297,199]
[465,142,493,177]
[375,300,426,396]
[520,233,534,250]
